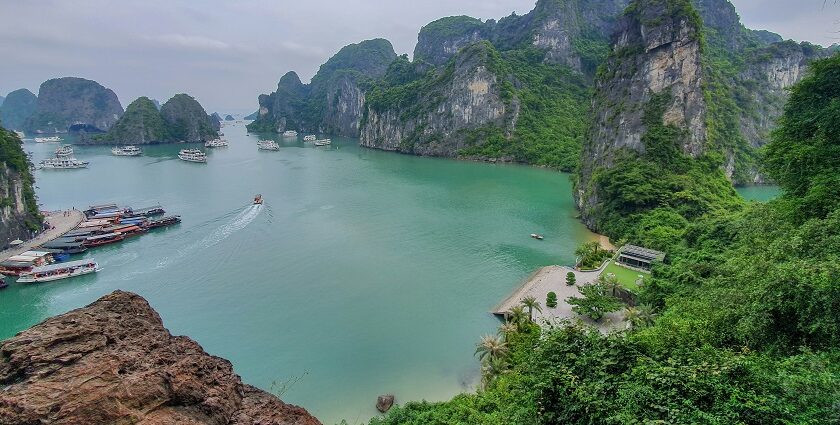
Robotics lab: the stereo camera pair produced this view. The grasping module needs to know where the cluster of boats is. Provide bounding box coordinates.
[39,149,89,169]
[205,138,229,148]
[35,136,62,143]
[0,250,100,285]
[257,140,280,151]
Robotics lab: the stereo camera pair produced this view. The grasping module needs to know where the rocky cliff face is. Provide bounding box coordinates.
[0,129,41,244]
[576,0,709,229]
[0,291,321,425]
[361,42,517,157]
[0,89,38,132]
[249,39,397,137]
[26,77,123,133]
[160,93,220,142]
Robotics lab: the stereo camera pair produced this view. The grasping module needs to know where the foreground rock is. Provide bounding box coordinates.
[376,395,395,413]
[0,291,321,425]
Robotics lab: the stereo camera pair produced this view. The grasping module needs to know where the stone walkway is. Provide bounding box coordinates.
[492,263,626,334]
[0,210,84,261]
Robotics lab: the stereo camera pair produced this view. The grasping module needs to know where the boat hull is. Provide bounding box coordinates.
[17,266,99,284]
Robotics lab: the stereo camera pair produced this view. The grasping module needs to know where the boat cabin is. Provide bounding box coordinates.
[616,245,665,271]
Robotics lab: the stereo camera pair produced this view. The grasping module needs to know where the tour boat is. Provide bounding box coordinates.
[254,194,263,205]
[83,232,125,247]
[17,259,100,284]
[314,139,332,146]
[112,145,142,156]
[282,130,298,137]
[530,233,545,240]
[39,157,89,169]
[54,145,74,157]
[14,131,25,139]
[204,138,229,148]
[303,135,317,142]
[178,149,207,163]
[132,205,165,216]
[35,136,62,143]
[145,215,181,229]
[257,140,280,151]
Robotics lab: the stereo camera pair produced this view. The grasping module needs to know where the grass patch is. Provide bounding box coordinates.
[602,260,648,292]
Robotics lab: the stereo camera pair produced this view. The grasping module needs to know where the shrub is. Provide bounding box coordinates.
[546,292,558,308]
[566,272,576,286]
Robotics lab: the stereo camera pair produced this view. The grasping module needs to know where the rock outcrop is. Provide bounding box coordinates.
[25,77,123,133]
[99,94,219,144]
[0,290,321,425]
[248,39,397,137]
[160,93,220,142]
[0,89,38,132]
[0,128,41,243]
[361,42,518,158]
[225,114,235,121]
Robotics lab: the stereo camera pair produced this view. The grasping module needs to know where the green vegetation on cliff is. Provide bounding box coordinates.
[100,94,217,144]
[370,54,840,425]
[0,128,40,231]
[105,97,170,143]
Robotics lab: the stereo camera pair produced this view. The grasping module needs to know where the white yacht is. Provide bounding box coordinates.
[257,140,280,151]
[112,145,143,156]
[14,131,25,139]
[178,149,207,163]
[35,136,62,143]
[17,260,100,284]
[314,139,332,146]
[204,138,229,148]
[303,135,317,142]
[54,145,74,157]
[282,130,298,137]
[39,157,89,169]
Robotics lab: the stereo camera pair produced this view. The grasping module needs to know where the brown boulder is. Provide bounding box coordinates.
[376,394,395,413]
[0,290,321,425]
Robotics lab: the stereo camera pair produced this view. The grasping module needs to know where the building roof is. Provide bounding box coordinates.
[619,245,666,262]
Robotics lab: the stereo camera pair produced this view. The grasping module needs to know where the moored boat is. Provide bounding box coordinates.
[39,157,89,169]
[257,140,280,151]
[314,139,332,146]
[40,241,88,255]
[0,275,7,290]
[303,135,317,142]
[83,232,125,247]
[178,149,207,163]
[35,136,62,143]
[54,145,74,157]
[17,259,100,284]
[131,205,165,217]
[282,130,298,137]
[112,145,142,156]
[145,215,181,229]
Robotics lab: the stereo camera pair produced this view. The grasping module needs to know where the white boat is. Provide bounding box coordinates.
[178,149,207,163]
[303,135,317,142]
[54,145,74,157]
[314,139,332,146]
[35,136,62,143]
[14,131,25,139]
[39,157,89,169]
[17,259,100,284]
[257,140,280,151]
[282,130,298,137]
[112,145,143,156]
[204,138,229,148]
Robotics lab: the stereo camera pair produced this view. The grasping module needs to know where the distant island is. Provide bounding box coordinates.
[94,94,219,144]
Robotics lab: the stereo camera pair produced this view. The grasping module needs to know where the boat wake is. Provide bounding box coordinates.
[153,204,263,270]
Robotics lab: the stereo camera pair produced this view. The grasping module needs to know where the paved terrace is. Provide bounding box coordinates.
[0,210,84,262]
[492,263,626,333]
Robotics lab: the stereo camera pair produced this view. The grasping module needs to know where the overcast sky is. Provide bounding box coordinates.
[1,0,838,114]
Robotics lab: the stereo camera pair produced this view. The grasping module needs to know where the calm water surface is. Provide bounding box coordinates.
[736,185,780,202]
[0,124,597,423]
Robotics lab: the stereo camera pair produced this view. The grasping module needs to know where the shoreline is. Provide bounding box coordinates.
[0,210,84,262]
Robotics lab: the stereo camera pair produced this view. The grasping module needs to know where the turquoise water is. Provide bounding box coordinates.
[737,185,781,202]
[0,125,596,423]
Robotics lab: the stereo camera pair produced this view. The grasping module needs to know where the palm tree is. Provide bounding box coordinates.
[507,305,529,330]
[521,296,542,322]
[481,356,508,389]
[497,322,518,339]
[601,273,621,297]
[474,335,508,363]
[623,306,642,329]
[637,304,657,327]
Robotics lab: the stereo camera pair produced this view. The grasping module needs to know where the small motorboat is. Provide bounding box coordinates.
[0,275,7,290]
[254,194,263,205]
[530,233,544,240]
